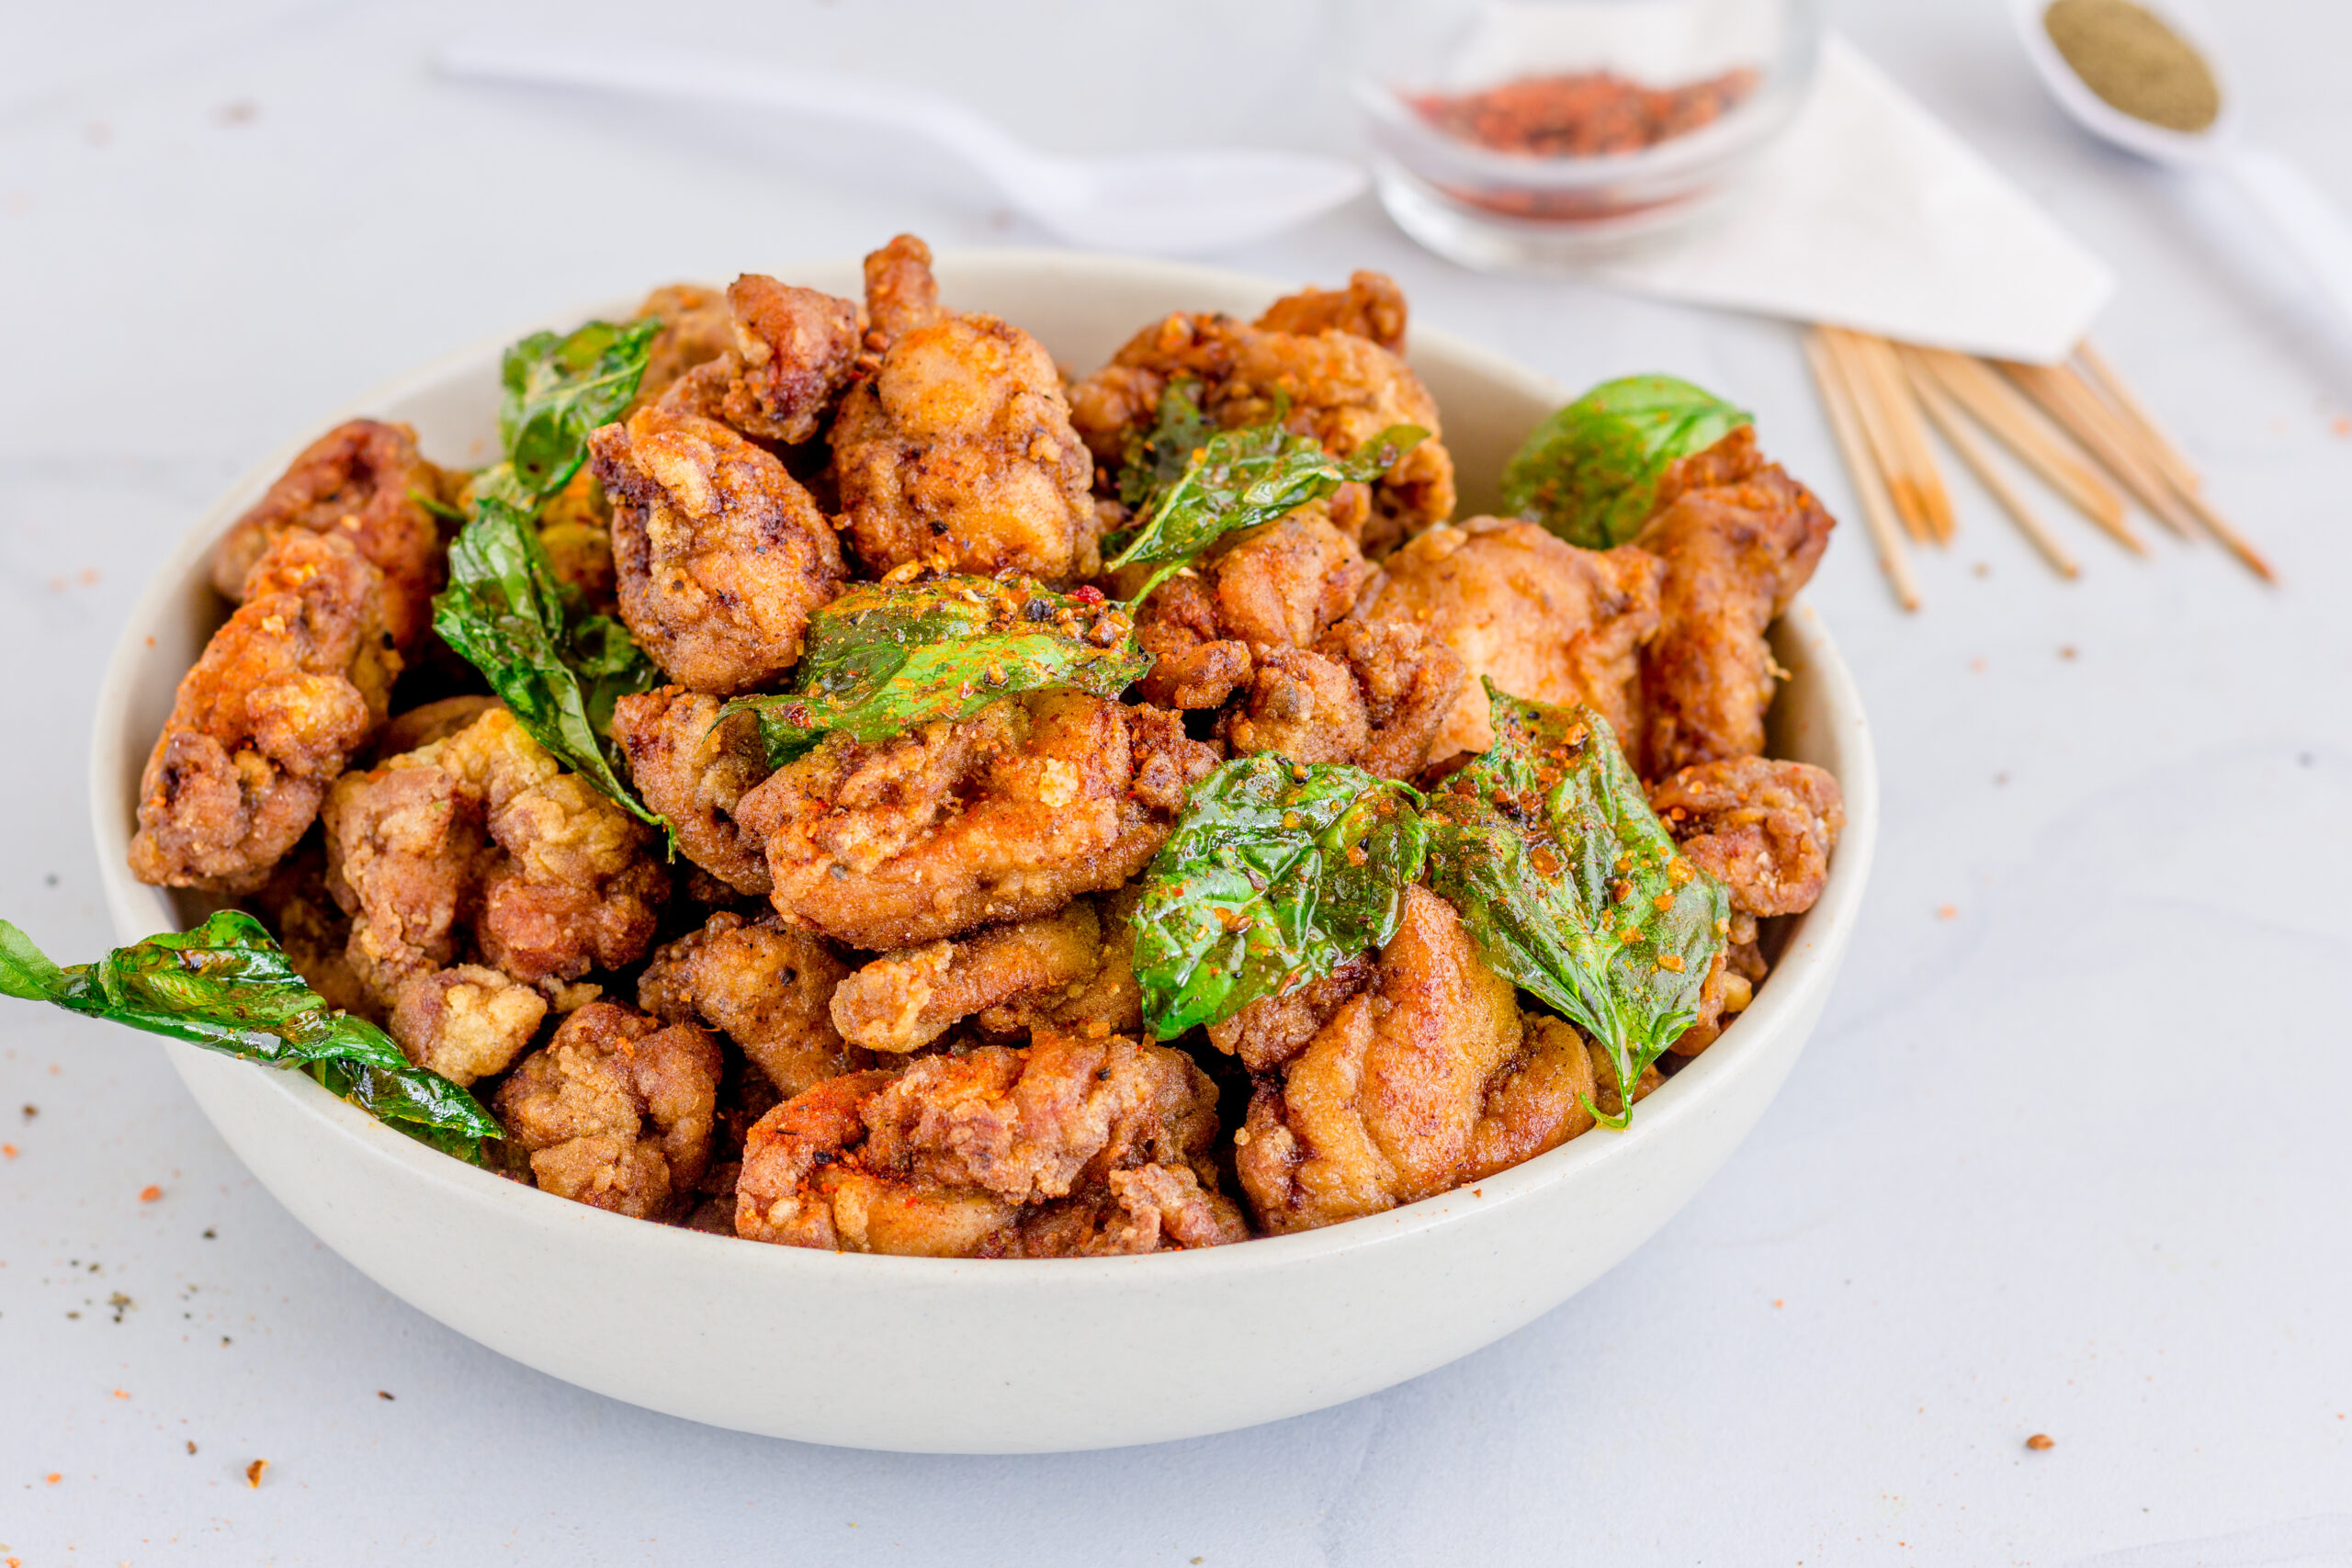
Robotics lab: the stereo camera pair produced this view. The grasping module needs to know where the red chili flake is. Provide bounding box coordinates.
[1651,893,1675,912]
[1,1144,15,1159]
[139,1184,163,1201]
[1657,953,1686,973]
[1410,67,1758,159]
[2026,1433,2055,1451]
[1072,585,1105,604]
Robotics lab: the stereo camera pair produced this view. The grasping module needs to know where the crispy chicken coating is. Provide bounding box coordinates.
[588,398,847,695]
[1206,953,1376,1073]
[1634,427,1835,776]
[324,707,666,1000]
[862,231,943,344]
[1237,886,1621,1233]
[533,466,618,612]
[1464,1017,1659,1178]
[739,693,1216,951]
[1130,501,1370,711]
[1649,755,1844,918]
[631,283,738,410]
[495,1001,722,1220]
[829,901,1102,1054]
[1351,517,1663,762]
[734,1030,1238,1256]
[208,419,447,651]
[1251,269,1409,354]
[130,532,399,892]
[1068,284,1454,547]
[388,964,548,1087]
[244,837,373,1019]
[1224,619,1466,782]
[610,686,774,895]
[638,910,865,1100]
[717,273,864,445]
[831,236,1100,581]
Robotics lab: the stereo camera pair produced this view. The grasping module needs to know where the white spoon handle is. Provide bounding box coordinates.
[436,39,1073,206]
[2225,146,2352,329]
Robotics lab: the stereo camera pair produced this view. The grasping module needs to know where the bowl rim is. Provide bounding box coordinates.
[89,247,1878,1283]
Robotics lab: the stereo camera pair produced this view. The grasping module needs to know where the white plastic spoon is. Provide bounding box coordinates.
[438,38,1367,256]
[2013,0,2352,329]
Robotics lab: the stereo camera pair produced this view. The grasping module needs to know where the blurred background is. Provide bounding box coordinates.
[5,3,2349,1564]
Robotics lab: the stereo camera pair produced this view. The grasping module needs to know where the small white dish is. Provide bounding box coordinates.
[88,251,1876,1453]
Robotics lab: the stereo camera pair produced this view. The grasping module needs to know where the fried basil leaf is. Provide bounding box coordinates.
[1115,378,1220,512]
[728,575,1151,767]
[501,317,663,499]
[434,315,666,829]
[0,911,501,1160]
[1424,683,1727,1127]
[433,493,664,829]
[1500,375,1752,548]
[1107,415,1427,604]
[1129,756,1428,1040]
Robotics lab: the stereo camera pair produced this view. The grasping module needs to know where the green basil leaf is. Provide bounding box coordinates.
[1499,375,1753,548]
[432,493,666,831]
[1115,378,1220,512]
[1129,755,1428,1040]
[726,576,1152,767]
[1108,417,1427,605]
[500,318,663,500]
[1424,682,1726,1128]
[0,911,501,1159]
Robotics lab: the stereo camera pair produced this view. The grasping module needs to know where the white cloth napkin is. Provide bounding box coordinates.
[1580,34,2113,364]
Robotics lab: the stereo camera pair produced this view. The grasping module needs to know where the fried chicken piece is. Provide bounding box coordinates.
[533,466,617,611]
[717,274,864,444]
[324,707,666,1000]
[740,693,1216,951]
[1012,1165,1250,1257]
[1206,954,1377,1073]
[638,910,864,1100]
[831,236,1099,581]
[369,694,499,763]
[1225,619,1466,782]
[1252,270,1409,354]
[829,902,1102,1055]
[1463,1018,1665,1176]
[631,283,739,409]
[1634,427,1835,776]
[495,1001,722,1220]
[588,398,847,695]
[610,686,774,895]
[130,532,400,893]
[208,419,447,650]
[388,964,548,1087]
[1129,501,1369,711]
[734,1030,1235,1256]
[1236,886,1524,1233]
[1649,755,1843,917]
[1068,298,1453,547]
[1351,516,1663,762]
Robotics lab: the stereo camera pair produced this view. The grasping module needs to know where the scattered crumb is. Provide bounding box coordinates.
[108,1293,132,1323]
[2,1145,16,1159]
[2333,414,2350,438]
[246,1459,269,1488]
[1772,1298,1785,1308]
[2058,645,2077,660]
[377,1390,395,1401]
[144,635,155,648]
[139,1185,163,1202]
[220,1336,232,1346]
[1973,561,1990,578]
[76,567,99,587]
[1969,658,1986,673]
[1937,904,1957,920]
[187,1441,198,1455]
[2026,1433,2054,1451]
[45,1473,60,1484]
[1993,772,2009,786]
[19,1105,33,1120]
[111,1387,129,1399]
[201,1228,217,1240]
[218,100,257,126]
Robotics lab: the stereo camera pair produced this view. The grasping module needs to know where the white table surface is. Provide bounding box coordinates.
[6,2,2349,1562]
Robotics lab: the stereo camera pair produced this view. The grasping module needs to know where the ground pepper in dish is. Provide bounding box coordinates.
[1411,68,1758,158]
[2043,0,2220,133]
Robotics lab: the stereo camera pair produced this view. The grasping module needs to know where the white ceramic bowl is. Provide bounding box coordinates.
[89,252,1876,1454]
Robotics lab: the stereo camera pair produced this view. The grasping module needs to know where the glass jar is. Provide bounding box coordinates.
[1341,0,1826,269]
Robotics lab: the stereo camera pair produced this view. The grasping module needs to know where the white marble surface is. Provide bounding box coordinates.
[4,2,2349,1562]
